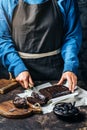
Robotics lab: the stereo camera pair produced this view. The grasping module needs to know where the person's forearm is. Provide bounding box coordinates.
[0,3,28,77]
[0,36,28,77]
[62,0,82,75]
[62,38,80,75]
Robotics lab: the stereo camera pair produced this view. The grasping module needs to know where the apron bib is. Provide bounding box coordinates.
[12,0,64,80]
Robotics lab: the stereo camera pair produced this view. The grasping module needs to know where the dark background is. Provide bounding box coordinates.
[78,0,87,84]
[0,0,87,85]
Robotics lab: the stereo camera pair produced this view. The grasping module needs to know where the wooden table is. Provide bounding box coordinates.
[0,81,87,130]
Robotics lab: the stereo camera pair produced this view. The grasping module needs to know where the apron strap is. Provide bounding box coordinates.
[19,0,22,3]
[18,48,61,59]
[19,0,22,2]
[52,0,59,10]
[18,0,24,6]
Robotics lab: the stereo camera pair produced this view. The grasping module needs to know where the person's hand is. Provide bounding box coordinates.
[57,71,77,92]
[16,71,34,89]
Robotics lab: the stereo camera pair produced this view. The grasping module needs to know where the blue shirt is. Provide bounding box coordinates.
[0,0,82,77]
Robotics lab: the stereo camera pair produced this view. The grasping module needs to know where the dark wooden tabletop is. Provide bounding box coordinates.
[0,81,87,130]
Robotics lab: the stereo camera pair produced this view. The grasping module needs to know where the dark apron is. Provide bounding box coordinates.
[12,0,64,80]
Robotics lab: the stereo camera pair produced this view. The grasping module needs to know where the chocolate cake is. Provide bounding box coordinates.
[27,92,48,106]
[27,85,71,106]
[13,96,28,109]
[39,85,71,100]
[27,97,46,106]
[14,85,71,107]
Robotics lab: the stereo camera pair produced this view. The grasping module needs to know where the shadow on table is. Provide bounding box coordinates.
[56,112,86,123]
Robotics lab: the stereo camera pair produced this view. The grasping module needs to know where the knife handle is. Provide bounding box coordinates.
[28,102,42,113]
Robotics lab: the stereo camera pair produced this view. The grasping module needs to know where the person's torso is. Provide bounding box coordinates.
[12,0,64,53]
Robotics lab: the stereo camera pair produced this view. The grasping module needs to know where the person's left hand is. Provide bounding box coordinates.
[57,71,77,92]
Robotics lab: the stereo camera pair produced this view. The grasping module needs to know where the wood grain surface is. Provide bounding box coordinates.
[0,79,18,94]
[0,100,42,118]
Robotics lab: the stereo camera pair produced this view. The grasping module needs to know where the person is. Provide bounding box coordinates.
[0,0,82,92]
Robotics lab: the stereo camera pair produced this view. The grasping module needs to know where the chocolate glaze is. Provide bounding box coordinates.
[39,85,71,100]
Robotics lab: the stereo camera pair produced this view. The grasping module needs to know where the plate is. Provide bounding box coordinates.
[53,102,79,117]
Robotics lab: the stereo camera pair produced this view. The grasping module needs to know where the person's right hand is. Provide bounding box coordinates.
[16,71,34,89]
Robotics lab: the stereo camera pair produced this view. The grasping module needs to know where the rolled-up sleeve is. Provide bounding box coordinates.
[61,0,82,75]
[0,3,28,77]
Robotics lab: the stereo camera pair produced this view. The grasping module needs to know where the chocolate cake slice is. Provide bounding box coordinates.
[27,85,71,106]
[13,96,29,109]
[27,97,47,106]
[27,92,48,106]
[39,85,71,100]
